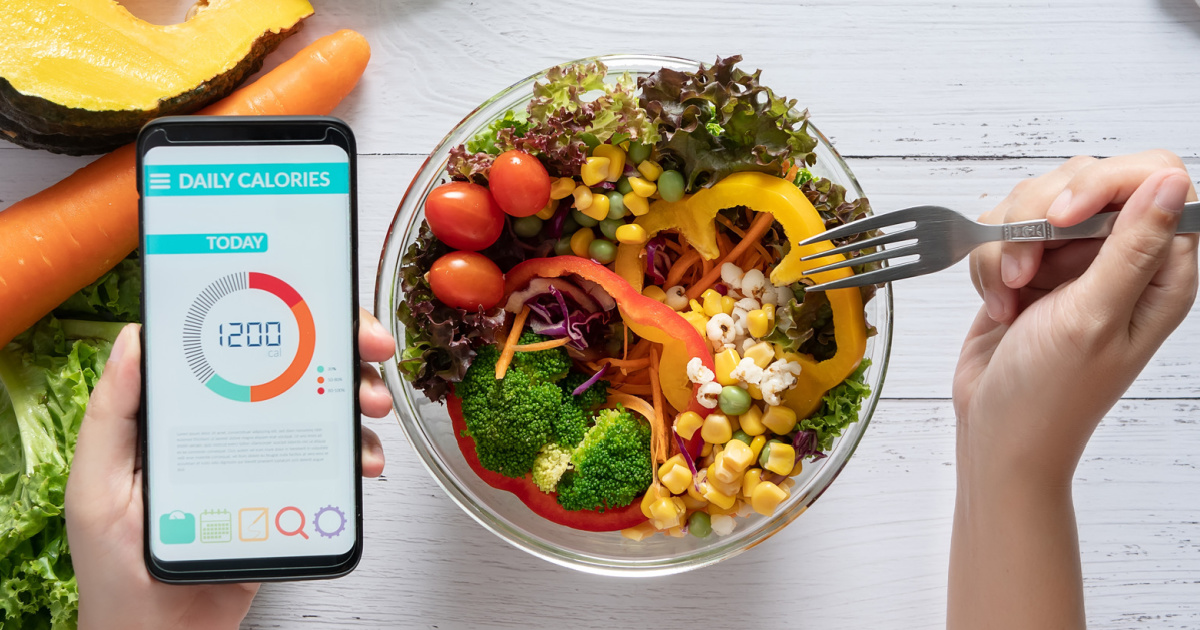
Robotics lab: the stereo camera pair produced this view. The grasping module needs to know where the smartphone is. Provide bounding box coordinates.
[136,116,361,583]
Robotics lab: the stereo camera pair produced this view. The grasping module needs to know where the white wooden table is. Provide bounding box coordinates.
[4,1,1200,627]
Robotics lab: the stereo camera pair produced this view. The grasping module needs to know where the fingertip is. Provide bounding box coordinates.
[361,427,385,477]
[1045,189,1072,223]
[358,310,396,363]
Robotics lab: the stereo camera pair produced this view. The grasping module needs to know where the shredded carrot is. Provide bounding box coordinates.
[648,348,667,463]
[717,232,734,259]
[664,250,701,287]
[739,250,763,272]
[590,357,651,370]
[627,338,654,360]
[687,211,776,299]
[622,325,629,361]
[665,238,686,255]
[605,393,660,453]
[510,337,570,352]
[700,256,714,278]
[620,371,652,384]
[494,306,530,380]
[715,214,748,239]
[613,384,653,396]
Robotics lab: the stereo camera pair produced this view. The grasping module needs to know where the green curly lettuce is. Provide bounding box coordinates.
[639,55,818,191]
[797,360,872,455]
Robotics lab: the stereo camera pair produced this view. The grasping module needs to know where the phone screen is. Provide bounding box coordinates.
[141,138,357,568]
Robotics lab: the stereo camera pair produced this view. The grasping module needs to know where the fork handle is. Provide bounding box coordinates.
[998,201,1200,241]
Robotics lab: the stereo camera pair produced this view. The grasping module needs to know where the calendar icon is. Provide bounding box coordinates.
[199,509,233,543]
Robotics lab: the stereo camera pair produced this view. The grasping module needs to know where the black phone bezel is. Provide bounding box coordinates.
[135,116,362,584]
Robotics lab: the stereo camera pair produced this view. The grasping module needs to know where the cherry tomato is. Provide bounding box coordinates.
[424,182,505,251]
[488,150,551,217]
[429,251,504,310]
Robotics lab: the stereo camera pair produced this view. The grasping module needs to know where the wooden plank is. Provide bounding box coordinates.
[7,0,1198,159]
[240,399,1200,629]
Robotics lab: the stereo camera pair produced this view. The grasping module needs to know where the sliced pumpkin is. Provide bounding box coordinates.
[0,0,314,155]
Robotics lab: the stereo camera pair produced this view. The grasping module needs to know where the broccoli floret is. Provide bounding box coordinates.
[458,337,571,478]
[532,443,573,493]
[552,401,589,450]
[555,407,653,512]
[558,371,610,410]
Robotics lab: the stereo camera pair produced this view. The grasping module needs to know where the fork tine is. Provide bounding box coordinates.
[804,261,922,292]
[801,243,917,276]
[798,228,917,262]
[796,205,941,247]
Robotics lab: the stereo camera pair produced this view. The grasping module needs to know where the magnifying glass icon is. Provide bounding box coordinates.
[275,506,308,540]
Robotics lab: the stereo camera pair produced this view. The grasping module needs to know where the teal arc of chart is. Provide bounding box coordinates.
[182,272,315,402]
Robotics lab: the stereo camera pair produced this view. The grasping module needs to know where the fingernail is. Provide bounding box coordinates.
[984,292,1004,322]
[108,325,133,365]
[1046,189,1072,221]
[1000,253,1020,285]
[1155,174,1189,215]
[372,379,389,398]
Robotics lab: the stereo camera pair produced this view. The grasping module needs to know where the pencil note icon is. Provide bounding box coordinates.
[239,507,268,542]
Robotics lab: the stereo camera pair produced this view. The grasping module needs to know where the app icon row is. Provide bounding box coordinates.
[159,505,346,544]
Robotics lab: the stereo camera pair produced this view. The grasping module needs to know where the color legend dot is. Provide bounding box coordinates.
[317,377,325,384]
[317,366,325,373]
[318,387,325,395]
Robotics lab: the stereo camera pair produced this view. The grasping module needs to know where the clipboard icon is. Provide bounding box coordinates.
[238,508,269,541]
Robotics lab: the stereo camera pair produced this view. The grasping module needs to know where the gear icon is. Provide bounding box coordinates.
[313,505,346,538]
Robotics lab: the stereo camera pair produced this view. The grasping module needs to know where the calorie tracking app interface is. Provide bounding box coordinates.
[143,143,355,562]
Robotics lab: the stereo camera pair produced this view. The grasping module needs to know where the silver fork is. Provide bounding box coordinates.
[796,202,1200,291]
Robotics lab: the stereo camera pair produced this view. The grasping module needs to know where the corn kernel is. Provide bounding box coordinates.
[550,177,576,200]
[703,483,737,510]
[569,228,594,258]
[593,144,627,182]
[623,191,649,216]
[712,453,740,485]
[621,521,658,541]
[680,311,708,336]
[728,413,740,433]
[701,442,713,457]
[535,198,558,220]
[582,192,609,221]
[773,343,786,360]
[740,405,766,436]
[701,413,732,444]
[637,159,663,182]
[782,351,806,365]
[762,405,798,435]
[627,176,656,197]
[743,342,774,369]
[747,383,763,400]
[681,492,708,510]
[658,454,684,478]
[748,434,767,460]
[742,468,763,498]
[640,483,670,518]
[747,309,771,338]
[661,465,693,495]
[642,285,667,302]
[572,185,593,211]
[616,223,648,245]
[721,295,736,315]
[581,157,611,186]
[687,481,707,503]
[665,525,686,538]
[706,500,736,516]
[722,438,755,472]
[762,303,776,328]
[650,497,684,529]
[751,480,789,516]
[702,289,723,316]
[674,411,704,440]
[789,459,804,477]
[714,349,742,386]
[763,442,797,475]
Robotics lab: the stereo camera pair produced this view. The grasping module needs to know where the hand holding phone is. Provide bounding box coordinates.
[64,311,394,628]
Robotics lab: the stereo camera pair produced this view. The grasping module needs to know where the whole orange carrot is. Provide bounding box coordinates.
[0,30,371,347]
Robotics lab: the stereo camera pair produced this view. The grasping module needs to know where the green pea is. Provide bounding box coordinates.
[513,216,543,238]
[554,237,573,256]
[616,176,634,195]
[759,440,784,468]
[606,192,626,219]
[658,170,686,202]
[731,430,752,445]
[588,238,617,264]
[627,141,652,164]
[599,218,624,240]
[688,511,712,538]
[718,385,752,416]
[572,208,599,228]
[561,213,580,235]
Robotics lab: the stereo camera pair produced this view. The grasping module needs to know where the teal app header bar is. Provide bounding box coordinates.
[145,233,268,255]
[144,162,349,197]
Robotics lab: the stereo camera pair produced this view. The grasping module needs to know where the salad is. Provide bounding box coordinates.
[396,56,879,540]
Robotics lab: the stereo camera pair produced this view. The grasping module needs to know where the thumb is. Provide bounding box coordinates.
[69,324,142,501]
[1073,169,1191,324]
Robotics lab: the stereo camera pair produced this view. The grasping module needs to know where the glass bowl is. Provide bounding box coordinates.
[375,55,893,576]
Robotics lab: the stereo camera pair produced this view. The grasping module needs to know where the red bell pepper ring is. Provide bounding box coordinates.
[447,393,647,531]
[504,256,716,456]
